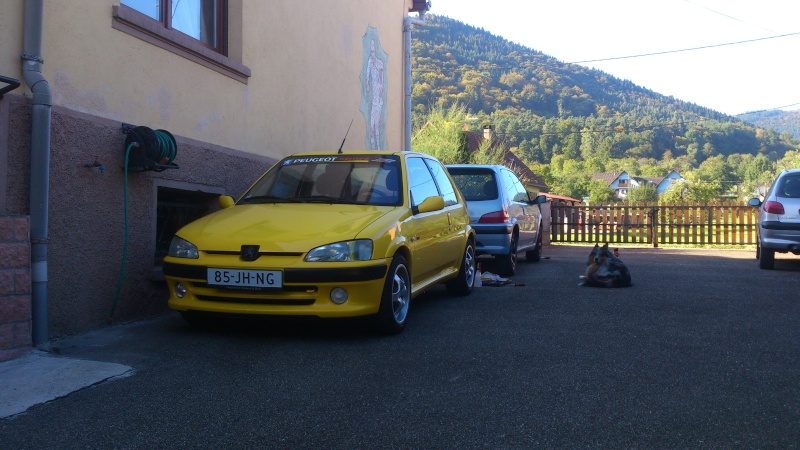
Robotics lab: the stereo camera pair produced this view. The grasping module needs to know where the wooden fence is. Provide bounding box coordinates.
[549,202,757,247]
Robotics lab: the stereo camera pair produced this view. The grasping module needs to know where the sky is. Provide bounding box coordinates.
[426,0,800,116]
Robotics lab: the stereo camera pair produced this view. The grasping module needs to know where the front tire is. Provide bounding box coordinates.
[446,239,476,296]
[526,229,542,262]
[374,254,411,335]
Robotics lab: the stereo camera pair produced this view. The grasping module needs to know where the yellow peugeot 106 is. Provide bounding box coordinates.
[164,150,476,334]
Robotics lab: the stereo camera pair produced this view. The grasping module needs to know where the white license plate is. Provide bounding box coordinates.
[207,268,282,289]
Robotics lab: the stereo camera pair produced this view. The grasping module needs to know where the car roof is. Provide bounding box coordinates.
[445,164,505,171]
[286,150,429,158]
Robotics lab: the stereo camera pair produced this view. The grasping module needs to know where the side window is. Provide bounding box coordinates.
[424,159,458,206]
[121,0,225,50]
[113,0,251,83]
[407,158,439,208]
[502,170,517,201]
[506,170,529,203]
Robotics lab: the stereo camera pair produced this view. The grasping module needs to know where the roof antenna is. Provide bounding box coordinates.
[338,119,353,154]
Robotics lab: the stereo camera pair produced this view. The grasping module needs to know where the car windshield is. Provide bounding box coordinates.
[239,155,403,206]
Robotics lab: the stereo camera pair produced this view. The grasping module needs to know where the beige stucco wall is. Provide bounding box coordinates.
[0,2,24,81]
[2,0,413,157]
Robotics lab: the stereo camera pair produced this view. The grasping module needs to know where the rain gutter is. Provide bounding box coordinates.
[22,0,52,347]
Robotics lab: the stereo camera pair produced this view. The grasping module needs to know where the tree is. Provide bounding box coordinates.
[684,172,723,202]
[660,179,689,203]
[625,184,658,203]
[469,139,505,165]
[411,104,471,164]
[776,150,800,172]
[587,179,615,203]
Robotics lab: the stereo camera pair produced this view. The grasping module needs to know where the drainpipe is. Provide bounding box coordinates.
[404,8,427,151]
[22,0,51,347]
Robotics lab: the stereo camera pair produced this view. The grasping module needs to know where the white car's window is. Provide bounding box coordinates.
[506,170,530,203]
[502,170,518,202]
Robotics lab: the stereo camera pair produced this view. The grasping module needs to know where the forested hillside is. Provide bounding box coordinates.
[737,110,800,139]
[411,15,800,201]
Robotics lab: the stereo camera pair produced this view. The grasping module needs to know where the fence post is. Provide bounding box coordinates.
[649,206,659,248]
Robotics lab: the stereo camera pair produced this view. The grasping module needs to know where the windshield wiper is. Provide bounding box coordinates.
[238,195,284,204]
[293,196,355,204]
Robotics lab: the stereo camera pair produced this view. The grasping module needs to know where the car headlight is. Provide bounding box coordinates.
[168,236,199,259]
[305,240,373,262]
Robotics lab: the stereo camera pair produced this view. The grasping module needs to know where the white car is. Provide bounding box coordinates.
[447,164,546,277]
[749,168,800,269]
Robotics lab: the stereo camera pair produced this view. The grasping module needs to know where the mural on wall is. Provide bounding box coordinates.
[360,26,388,150]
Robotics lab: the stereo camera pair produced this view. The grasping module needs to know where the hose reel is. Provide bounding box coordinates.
[122,124,179,172]
[110,123,178,323]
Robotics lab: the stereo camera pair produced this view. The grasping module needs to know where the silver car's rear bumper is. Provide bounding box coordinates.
[471,223,513,255]
[760,221,800,252]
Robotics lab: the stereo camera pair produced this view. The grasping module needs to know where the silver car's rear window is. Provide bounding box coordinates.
[448,169,499,201]
[776,175,800,199]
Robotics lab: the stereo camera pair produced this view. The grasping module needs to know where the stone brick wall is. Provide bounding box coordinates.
[0,215,31,362]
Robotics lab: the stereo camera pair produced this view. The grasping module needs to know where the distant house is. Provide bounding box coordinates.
[592,170,682,198]
[640,170,683,195]
[463,125,549,195]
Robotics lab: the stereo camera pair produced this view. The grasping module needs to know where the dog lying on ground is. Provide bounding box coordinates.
[579,243,632,288]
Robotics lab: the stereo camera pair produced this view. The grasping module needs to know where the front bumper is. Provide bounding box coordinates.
[164,261,388,318]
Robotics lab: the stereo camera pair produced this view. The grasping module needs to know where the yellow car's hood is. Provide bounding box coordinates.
[178,203,396,252]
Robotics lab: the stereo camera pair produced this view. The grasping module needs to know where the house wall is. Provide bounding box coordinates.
[0,215,30,362]
[610,172,630,198]
[0,0,416,341]
[2,1,409,154]
[658,172,683,194]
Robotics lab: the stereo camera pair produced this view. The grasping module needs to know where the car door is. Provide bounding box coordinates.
[424,157,468,273]
[504,169,535,250]
[403,156,452,288]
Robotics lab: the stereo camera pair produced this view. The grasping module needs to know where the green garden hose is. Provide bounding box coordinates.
[108,142,135,323]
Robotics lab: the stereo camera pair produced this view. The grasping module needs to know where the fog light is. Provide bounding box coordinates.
[330,287,348,304]
[175,282,187,298]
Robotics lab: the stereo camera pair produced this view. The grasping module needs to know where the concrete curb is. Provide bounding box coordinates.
[0,350,133,419]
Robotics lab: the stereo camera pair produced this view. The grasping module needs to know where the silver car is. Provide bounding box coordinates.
[447,164,546,277]
[749,168,800,269]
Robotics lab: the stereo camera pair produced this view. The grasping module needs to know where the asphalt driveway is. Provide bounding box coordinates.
[2,245,799,449]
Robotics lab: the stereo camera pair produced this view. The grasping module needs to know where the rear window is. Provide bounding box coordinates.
[448,169,498,201]
[777,175,800,199]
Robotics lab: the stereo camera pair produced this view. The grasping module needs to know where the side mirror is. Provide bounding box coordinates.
[532,194,547,205]
[219,195,235,209]
[414,195,445,214]
[748,198,761,207]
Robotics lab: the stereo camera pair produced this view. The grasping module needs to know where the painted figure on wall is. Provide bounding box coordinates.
[360,26,388,150]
